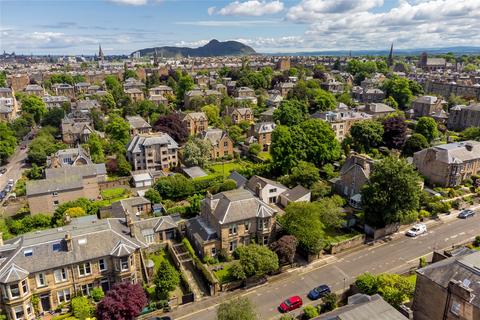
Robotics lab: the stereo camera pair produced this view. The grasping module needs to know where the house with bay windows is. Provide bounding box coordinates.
[0,216,145,320]
[185,188,277,258]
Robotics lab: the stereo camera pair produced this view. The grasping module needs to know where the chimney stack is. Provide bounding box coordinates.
[126,215,135,236]
[65,232,72,251]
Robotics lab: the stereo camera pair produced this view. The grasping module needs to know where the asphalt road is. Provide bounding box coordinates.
[165,213,480,320]
[0,132,32,202]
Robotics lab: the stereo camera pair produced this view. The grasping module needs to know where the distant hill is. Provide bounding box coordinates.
[133,39,256,58]
[269,46,480,57]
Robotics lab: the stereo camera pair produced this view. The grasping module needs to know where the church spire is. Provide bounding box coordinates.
[153,48,159,67]
[387,42,394,67]
[98,44,104,61]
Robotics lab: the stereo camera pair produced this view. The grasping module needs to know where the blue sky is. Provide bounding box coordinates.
[1,0,479,55]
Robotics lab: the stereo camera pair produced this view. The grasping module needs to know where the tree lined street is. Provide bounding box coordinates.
[163,213,480,320]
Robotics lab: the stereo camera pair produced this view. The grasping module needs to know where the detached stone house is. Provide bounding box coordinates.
[0,98,17,122]
[61,119,97,145]
[46,146,93,168]
[448,104,480,131]
[185,188,277,258]
[274,82,294,97]
[413,140,480,187]
[412,95,446,118]
[201,129,234,159]
[0,217,144,319]
[148,85,173,97]
[26,164,107,214]
[126,116,152,136]
[332,153,374,208]
[42,95,69,109]
[247,122,276,151]
[181,112,208,136]
[52,83,75,99]
[225,107,254,124]
[125,88,144,103]
[246,175,311,207]
[24,84,45,97]
[126,133,179,172]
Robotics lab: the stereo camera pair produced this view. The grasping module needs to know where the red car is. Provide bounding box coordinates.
[279,295,303,313]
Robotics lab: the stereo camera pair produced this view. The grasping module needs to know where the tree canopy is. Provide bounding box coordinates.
[382,116,407,149]
[349,120,384,152]
[415,117,439,142]
[233,244,279,278]
[273,100,308,126]
[402,133,429,157]
[153,113,189,143]
[182,137,212,167]
[96,282,147,320]
[217,297,257,320]
[362,156,422,228]
[154,259,180,300]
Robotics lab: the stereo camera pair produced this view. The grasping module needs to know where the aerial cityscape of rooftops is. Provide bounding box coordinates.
[1,0,480,319]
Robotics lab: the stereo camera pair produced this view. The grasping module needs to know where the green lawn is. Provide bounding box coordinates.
[95,195,129,208]
[148,249,167,271]
[325,231,361,244]
[209,161,248,177]
[212,263,236,284]
[257,151,272,161]
[101,187,128,199]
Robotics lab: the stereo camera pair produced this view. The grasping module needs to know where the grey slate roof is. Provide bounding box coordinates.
[127,133,179,154]
[252,122,276,134]
[45,163,106,179]
[415,140,480,164]
[246,175,287,192]
[201,129,228,145]
[26,175,83,196]
[316,294,407,320]
[207,188,276,225]
[126,116,152,130]
[0,218,144,281]
[281,185,310,202]
[228,171,247,188]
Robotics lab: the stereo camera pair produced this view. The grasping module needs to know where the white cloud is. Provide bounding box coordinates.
[285,0,480,50]
[211,1,284,16]
[176,20,279,27]
[107,0,148,6]
[174,40,210,47]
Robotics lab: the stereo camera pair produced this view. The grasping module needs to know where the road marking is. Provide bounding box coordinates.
[451,234,458,239]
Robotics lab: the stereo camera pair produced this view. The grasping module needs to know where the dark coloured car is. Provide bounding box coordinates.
[458,209,475,219]
[308,284,331,300]
[149,317,171,320]
[0,191,6,201]
[279,295,303,313]
[0,168,6,174]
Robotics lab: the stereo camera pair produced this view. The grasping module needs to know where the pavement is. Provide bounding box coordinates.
[159,212,480,320]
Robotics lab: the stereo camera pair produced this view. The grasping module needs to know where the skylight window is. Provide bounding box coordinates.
[24,249,33,257]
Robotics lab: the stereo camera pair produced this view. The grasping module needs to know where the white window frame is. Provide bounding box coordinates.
[229,240,237,252]
[13,305,24,320]
[120,257,129,271]
[229,224,237,236]
[36,273,46,287]
[57,288,71,303]
[144,233,155,244]
[54,268,68,283]
[78,262,91,277]
[8,283,20,299]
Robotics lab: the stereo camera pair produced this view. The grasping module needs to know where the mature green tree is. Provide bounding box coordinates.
[176,74,194,104]
[462,127,480,141]
[309,88,337,113]
[402,133,429,156]
[9,115,34,140]
[0,71,6,87]
[316,196,345,229]
[154,260,180,300]
[155,174,195,200]
[415,117,439,142]
[227,125,244,144]
[355,273,415,308]
[382,76,413,109]
[202,104,222,127]
[300,119,341,166]
[144,188,161,204]
[233,244,279,278]
[271,125,305,174]
[385,96,399,109]
[248,143,261,156]
[183,137,212,167]
[217,297,257,320]
[90,287,105,302]
[310,180,331,200]
[41,107,65,128]
[280,202,325,254]
[115,154,132,176]
[273,100,308,126]
[86,133,105,163]
[281,161,319,188]
[71,296,93,320]
[349,120,384,152]
[27,129,64,165]
[21,95,47,123]
[99,92,116,112]
[123,69,137,80]
[106,116,130,145]
[0,123,17,164]
[408,79,424,96]
[362,156,422,227]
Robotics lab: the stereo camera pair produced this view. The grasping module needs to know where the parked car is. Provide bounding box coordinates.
[4,185,12,193]
[7,179,14,186]
[279,296,303,313]
[406,223,427,237]
[458,209,475,219]
[0,167,6,174]
[308,284,331,300]
[0,191,6,201]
